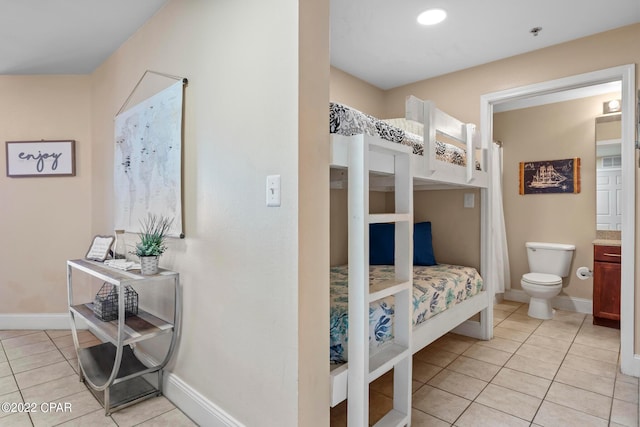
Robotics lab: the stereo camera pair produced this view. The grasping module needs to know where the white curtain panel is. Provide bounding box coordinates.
[491,142,511,292]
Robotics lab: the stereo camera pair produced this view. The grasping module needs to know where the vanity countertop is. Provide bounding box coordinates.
[594,230,621,246]
[593,239,622,247]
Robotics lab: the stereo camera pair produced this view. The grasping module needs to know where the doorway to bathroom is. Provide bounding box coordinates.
[480,64,637,376]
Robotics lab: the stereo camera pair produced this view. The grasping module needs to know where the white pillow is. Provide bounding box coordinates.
[382,118,424,137]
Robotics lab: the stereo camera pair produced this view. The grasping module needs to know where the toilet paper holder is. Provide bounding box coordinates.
[576,266,593,280]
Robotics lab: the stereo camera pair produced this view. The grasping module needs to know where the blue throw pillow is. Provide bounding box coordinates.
[414,222,437,266]
[369,223,395,265]
[369,222,437,266]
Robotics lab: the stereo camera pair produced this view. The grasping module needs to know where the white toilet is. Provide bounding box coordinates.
[521,242,575,319]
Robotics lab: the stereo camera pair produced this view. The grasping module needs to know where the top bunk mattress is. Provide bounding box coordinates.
[330,102,476,168]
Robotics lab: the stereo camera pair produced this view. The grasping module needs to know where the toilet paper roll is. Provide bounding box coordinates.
[576,266,592,280]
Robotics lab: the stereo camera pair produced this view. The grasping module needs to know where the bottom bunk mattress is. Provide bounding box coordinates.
[330,264,483,364]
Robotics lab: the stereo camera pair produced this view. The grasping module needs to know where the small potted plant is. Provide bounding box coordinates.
[134,214,173,275]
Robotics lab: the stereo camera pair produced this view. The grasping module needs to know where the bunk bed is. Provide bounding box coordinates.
[330,262,485,364]
[329,96,493,425]
[330,95,489,191]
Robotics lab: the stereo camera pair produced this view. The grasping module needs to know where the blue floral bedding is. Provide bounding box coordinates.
[329,264,483,364]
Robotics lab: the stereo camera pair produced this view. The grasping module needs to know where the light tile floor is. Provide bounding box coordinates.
[0,329,196,426]
[331,301,640,427]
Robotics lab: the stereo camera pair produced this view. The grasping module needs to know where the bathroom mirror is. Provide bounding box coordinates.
[595,112,622,231]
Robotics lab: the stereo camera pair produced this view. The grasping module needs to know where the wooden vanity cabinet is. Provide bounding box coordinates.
[592,245,621,328]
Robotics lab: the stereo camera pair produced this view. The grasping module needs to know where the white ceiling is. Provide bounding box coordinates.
[0,0,168,74]
[2,0,638,89]
[331,0,640,89]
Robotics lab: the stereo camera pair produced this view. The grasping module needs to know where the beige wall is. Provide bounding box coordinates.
[413,189,481,269]
[330,189,349,266]
[330,66,386,117]
[89,0,328,425]
[495,94,616,300]
[596,115,622,141]
[0,76,92,314]
[298,0,330,423]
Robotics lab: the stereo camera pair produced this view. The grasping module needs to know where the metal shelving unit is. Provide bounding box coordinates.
[66,258,180,415]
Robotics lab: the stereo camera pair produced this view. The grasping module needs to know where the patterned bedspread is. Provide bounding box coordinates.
[329,264,484,364]
[329,102,477,168]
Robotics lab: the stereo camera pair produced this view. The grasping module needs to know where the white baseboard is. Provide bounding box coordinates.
[620,354,640,378]
[503,289,593,314]
[164,372,245,427]
[0,313,87,330]
[134,350,244,427]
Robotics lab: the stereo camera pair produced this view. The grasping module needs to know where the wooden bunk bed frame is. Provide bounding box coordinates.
[329,96,494,425]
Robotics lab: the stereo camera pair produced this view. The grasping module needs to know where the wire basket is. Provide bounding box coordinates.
[92,282,138,322]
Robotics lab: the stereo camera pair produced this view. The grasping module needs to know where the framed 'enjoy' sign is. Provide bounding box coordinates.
[5,140,76,177]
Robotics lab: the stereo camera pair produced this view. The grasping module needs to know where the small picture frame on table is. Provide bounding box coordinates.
[86,235,115,262]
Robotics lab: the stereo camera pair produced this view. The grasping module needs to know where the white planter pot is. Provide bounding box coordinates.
[140,256,159,275]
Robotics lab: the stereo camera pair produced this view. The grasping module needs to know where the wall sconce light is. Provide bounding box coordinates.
[603,99,621,114]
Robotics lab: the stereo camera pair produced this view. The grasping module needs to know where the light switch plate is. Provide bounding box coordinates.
[464,193,475,208]
[267,175,281,207]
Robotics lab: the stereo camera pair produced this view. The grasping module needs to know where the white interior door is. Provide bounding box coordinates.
[597,168,622,230]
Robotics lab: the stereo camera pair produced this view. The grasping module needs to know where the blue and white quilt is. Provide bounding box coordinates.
[329,264,483,364]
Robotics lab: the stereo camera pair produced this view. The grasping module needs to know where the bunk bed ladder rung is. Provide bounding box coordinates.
[369,280,411,303]
[369,213,411,224]
[347,137,413,427]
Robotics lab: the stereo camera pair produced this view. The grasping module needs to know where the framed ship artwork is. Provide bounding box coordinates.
[519,158,580,195]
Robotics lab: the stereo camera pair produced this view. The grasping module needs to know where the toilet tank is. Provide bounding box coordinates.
[526,242,575,277]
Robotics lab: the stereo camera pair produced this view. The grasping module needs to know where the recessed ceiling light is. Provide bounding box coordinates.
[417,9,447,26]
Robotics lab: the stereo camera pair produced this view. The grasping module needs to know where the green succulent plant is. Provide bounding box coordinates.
[134,214,174,257]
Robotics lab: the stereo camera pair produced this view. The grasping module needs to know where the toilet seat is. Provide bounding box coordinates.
[522,272,562,286]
